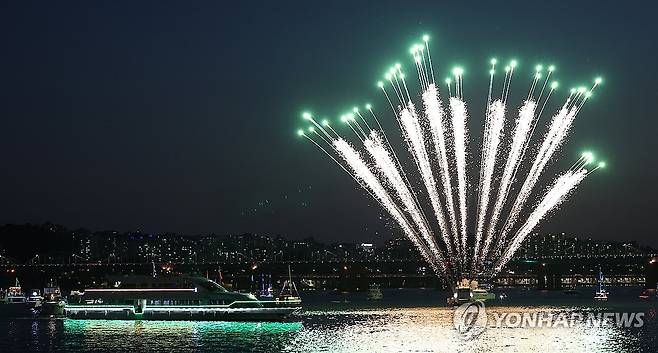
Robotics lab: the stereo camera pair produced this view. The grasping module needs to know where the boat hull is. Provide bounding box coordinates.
[64,306,301,321]
[40,301,66,317]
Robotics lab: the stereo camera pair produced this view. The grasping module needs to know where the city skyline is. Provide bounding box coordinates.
[0,222,653,264]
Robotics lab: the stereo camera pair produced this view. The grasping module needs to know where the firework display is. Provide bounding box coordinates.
[297,35,604,282]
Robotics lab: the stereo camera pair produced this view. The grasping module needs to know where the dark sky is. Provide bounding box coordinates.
[1,1,656,246]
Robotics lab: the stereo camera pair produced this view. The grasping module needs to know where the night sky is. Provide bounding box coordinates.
[1,1,656,246]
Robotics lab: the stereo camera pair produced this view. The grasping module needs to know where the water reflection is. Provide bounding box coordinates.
[288,307,647,353]
[53,307,653,353]
[62,320,303,353]
[0,292,656,353]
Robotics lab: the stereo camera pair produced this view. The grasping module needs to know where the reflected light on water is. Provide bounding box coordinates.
[0,303,655,353]
[62,320,303,353]
[286,307,632,352]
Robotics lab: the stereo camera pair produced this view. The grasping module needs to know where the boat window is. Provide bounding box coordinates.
[231,301,261,308]
[197,280,227,292]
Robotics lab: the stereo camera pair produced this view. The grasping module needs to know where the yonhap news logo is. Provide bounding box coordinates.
[453,301,487,340]
[453,302,646,340]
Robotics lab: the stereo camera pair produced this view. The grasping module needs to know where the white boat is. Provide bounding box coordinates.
[65,275,300,321]
[40,280,66,316]
[0,278,36,317]
[594,268,609,301]
[272,265,302,306]
[26,289,43,309]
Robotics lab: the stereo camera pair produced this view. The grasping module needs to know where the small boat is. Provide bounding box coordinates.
[447,279,494,305]
[270,265,302,307]
[639,282,658,300]
[448,286,472,306]
[26,289,44,310]
[447,279,475,306]
[0,279,36,317]
[472,288,495,301]
[255,266,302,308]
[367,283,383,301]
[257,274,274,299]
[39,280,66,316]
[639,289,655,300]
[594,267,609,301]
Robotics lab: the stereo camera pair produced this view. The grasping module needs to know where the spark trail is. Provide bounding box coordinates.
[364,131,444,271]
[298,35,603,282]
[423,84,460,258]
[449,97,470,254]
[494,104,578,256]
[492,169,587,275]
[472,100,505,269]
[333,138,446,275]
[399,103,455,260]
[479,100,536,268]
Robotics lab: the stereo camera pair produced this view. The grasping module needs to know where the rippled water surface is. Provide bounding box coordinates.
[1,288,657,353]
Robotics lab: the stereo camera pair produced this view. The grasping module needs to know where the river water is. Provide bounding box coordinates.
[1,287,657,353]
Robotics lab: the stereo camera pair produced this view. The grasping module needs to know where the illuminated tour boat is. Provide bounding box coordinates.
[64,275,301,321]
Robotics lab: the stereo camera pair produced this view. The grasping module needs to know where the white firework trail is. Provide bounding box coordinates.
[492,169,587,275]
[299,35,604,282]
[364,131,442,266]
[479,100,536,267]
[333,138,446,275]
[399,103,455,260]
[449,97,470,254]
[494,79,599,256]
[422,84,460,257]
[493,104,578,256]
[472,100,506,268]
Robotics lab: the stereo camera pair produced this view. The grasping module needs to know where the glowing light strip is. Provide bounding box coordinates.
[65,304,300,313]
[83,288,197,292]
[145,307,299,312]
[66,304,135,307]
[66,300,267,310]
[66,305,133,312]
